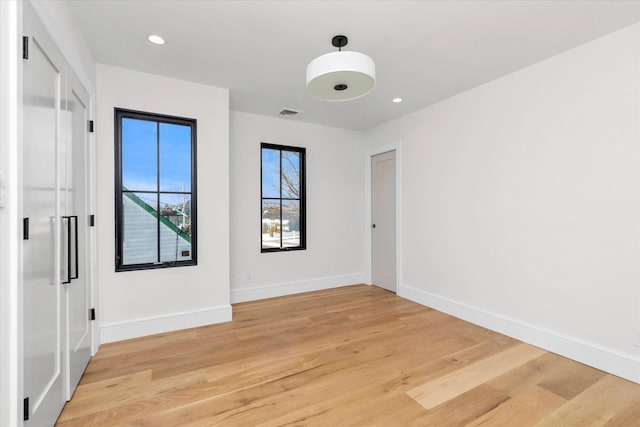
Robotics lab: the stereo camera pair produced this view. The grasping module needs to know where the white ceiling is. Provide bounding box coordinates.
[65,0,640,131]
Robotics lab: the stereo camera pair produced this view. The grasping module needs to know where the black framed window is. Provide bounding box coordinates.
[261,143,306,252]
[114,108,197,271]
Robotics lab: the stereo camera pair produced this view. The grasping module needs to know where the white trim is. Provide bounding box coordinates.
[0,1,22,425]
[637,57,640,349]
[231,273,364,303]
[399,283,640,384]
[99,305,232,344]
[89,98,99,356]
[364,142,402,288]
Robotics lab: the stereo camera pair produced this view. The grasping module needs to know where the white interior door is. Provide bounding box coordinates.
[22,2,65,424]
[63,71,92,399]
[371,150,396,292]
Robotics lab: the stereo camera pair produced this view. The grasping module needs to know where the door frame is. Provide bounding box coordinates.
[0,1,23,425]
[364,141,402,291]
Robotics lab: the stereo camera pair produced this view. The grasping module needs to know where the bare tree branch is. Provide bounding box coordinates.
[269,152,300,198]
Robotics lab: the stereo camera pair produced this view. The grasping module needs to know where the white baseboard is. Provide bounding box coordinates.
[100,304,232,344]
[398,284,640,384]
[231,273,364,304]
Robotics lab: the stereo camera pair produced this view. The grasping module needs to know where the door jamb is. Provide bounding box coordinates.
[0,1,23,425]
[364,141,402,291]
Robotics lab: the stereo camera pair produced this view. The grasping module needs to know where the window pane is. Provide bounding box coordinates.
[260,144,305,252]
[261,200,280,249]
[282,200,300,248]
[160,193,192,262]
[122,192,158,264]
[159,123,191,192]
[261,148,280,198]
[281,151,300,199]
[122,118,157,191]
[116,109,197,271]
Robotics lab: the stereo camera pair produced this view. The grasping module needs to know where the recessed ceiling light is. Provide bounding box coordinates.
[392,97,403,103]
[148,34,165,45]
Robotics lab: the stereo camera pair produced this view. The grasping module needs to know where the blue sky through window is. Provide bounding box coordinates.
[122,118,192,207]
[262,148,280,198]
[261,148,301,199]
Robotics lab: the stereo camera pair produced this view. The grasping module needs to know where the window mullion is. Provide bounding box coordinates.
[279,150,283,249]
[156,121,161,263]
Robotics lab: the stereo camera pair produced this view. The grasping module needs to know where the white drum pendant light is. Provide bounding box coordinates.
[306,35,376,101]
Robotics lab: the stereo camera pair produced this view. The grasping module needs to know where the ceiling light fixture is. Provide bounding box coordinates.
[306,35,376,102]
[392,98,403,103]
[148,34,165,45]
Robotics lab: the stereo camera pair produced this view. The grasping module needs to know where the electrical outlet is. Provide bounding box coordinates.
[323,264,330,273]
[247,273,253,284]
[635,328,640,348]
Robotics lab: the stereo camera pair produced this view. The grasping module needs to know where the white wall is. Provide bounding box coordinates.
[230,111,365,302]
[96,64,231,342]
[365,24,640,382]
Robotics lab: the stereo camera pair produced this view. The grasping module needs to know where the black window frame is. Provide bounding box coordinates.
[261,142,306,253]
[114,108,197,271]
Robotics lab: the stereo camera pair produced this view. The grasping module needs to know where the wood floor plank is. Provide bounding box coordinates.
[534,374,640,426]
[410,384,511,427]
[488,351,607,399]
[465,386,566,426]
[90,328,199,360]
[406,343,547,409]
[56,285,640,426]
[57,369,207,424]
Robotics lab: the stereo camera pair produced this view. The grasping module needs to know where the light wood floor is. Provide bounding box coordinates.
[57,285,640,426]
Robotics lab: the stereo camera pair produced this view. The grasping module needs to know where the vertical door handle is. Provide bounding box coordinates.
[70,215,78,280]
[62,216,71,284]
[61,215,78,283]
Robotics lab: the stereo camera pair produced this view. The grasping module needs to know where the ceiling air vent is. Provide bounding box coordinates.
[278,108,302,117]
